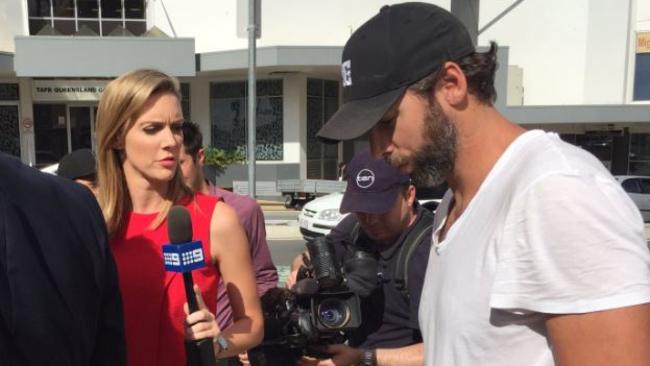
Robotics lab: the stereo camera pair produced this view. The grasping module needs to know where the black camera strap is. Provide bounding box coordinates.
[393,208,434,299]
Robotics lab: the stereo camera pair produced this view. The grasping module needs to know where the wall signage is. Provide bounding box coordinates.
[637,31,650,54]
[22,118,33,130]
[32,80,109,101]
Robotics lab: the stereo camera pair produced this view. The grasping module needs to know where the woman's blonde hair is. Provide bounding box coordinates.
[95,69,192,238]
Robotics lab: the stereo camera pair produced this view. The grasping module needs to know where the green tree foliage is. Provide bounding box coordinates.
[202,147,245,171]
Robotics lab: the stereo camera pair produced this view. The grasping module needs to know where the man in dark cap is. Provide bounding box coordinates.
[0,152,125,365]
[290,151,433,366]
[57,148,97,195]
[317,3,650,366]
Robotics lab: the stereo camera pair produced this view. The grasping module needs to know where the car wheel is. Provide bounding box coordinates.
[283,194,295,209]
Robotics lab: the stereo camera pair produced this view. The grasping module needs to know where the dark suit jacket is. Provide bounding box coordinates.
[0,153,125,365]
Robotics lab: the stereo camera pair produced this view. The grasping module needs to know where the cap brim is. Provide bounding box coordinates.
[339,187,400,214]
[317,86,406,143]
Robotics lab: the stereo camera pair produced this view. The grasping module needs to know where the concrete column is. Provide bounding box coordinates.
[188,76,210,147]
[283,73,307,178]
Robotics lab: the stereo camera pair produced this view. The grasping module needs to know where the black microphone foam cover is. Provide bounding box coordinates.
[167,205,193,244]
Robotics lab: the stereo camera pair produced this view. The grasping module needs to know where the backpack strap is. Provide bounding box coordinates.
[350,221,362,245]
[393,209,434,299]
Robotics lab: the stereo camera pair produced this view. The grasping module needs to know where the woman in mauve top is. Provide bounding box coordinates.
[94,68,263,366]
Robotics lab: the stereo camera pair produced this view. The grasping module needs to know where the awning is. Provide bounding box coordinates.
[0,52,13,75]
[198,45,342,74]
[14,36,195,77]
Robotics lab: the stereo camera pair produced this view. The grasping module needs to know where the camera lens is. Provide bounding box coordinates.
[317,298,350,329]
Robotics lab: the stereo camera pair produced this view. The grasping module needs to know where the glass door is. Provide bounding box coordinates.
[68,105,94,151]
[34,103,67,165]
[33,103,96,166]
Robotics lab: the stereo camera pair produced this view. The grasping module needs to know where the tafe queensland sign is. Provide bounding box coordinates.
[32,80,108,101]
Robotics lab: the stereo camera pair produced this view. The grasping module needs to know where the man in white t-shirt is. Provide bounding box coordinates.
[316,3,650,366]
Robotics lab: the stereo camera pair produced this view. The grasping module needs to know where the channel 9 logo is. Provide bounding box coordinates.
[163,241,206,272]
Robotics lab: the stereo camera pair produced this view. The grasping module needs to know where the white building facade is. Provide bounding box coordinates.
[0,0,649,190]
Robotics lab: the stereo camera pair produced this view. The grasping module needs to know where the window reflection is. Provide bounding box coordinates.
[27,0,146,36]
[307,79,339,179]
[210,80,283,161]
[33,104,67,165]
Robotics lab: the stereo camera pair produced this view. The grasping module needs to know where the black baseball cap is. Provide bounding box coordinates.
[340,150,410,214]
[317,2,475,142]
[57,148,96,180]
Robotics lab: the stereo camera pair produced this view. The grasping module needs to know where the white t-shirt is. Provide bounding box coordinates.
[419,130,650,366]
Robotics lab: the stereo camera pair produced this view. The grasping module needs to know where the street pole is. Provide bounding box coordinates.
[247,0,257,198]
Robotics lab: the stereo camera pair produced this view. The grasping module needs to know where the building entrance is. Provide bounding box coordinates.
[33,103,96,166]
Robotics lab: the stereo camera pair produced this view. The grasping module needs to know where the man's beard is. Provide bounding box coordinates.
[406,100,457,187]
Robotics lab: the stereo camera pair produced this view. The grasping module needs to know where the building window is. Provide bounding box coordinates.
[33,104,67,165]
[0,106,20,157]
[31,103,95,166]
[210,80,283,161]
[634,53,650,101]
[0,83,19,101]
[27,0,146,36]
[307,78,339,179]
[0,84,20,157]
[629,134,650,175]
[634,32,650,101]
[180,83,190,121]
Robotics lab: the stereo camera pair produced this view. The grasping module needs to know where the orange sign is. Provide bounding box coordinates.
[638,31,650,54]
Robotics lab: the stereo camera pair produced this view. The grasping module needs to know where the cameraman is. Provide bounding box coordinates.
[289,151,432,366]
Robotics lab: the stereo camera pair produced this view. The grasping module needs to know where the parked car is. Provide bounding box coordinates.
[615,175,650,222]
[298,192,346,241]
[298,190,442,242]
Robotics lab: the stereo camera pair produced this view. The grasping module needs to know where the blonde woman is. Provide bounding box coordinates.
[95,69,263,366]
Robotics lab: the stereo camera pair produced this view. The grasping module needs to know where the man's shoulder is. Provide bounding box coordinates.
[0,153,94,207]
[512,131,609,181]
[402,207,433,267]
[210,187,259,212]
[0,153,106,250]
[209,187,264,228]
[408,205,434,244]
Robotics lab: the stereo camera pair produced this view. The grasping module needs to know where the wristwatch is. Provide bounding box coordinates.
[213,334,229,354]
[359,348,376,366]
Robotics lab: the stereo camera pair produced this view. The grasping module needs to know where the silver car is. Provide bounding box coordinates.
[615,175,650,222]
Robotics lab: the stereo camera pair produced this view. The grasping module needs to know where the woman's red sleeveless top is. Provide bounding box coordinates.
[111,193,220,366]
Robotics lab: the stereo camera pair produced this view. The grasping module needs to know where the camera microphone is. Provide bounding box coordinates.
[306,236,343,290]
[164,206,216,366]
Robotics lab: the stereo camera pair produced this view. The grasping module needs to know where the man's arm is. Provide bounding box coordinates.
[376,343,423,366]
[291,251,307,272]
[83,191,126,366]
[285,250,308,289]
[91,239,127,366]
[300,343,423,366]
[246,202,278,295]
[546,303,650,366]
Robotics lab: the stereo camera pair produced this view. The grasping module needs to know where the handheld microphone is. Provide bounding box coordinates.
[164,205,216,366]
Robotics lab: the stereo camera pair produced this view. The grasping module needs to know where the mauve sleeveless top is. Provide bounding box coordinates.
[111,193,220,366]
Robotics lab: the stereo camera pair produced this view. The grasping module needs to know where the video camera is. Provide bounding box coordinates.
[248,236,376,366]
